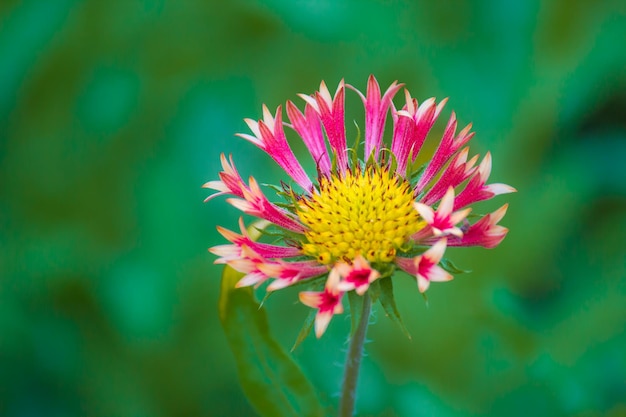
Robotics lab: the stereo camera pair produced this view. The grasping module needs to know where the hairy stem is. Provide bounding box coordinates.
[338,292,372,417]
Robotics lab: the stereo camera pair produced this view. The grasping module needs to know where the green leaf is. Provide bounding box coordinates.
[378,277,411,339]
[219,265,326,417]
[440,257,471,274]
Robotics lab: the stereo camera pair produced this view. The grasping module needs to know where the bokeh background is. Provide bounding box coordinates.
[2,0,625,416]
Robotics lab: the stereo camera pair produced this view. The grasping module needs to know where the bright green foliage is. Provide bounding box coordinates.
[219,266,326,417]
[378,277,411,339]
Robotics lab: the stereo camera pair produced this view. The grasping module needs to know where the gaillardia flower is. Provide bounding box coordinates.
[206,76,515,338]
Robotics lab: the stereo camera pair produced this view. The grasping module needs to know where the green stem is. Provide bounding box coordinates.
[338,292,372,417]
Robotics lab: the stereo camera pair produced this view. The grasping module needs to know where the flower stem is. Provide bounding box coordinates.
[339,292,372,417]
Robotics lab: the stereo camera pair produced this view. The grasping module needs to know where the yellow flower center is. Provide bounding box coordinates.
[296,166,424,264]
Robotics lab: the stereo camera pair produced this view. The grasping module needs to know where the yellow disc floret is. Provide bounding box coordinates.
[296,165,424,264]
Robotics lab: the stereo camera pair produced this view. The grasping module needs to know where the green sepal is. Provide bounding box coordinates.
[273,201,294,210]
[249,220,305,246]
[421,290,429,306]
[290,277,326,349]
[264,183,292,200]
[407,159,427,190]
[382,147,399,174]
[367,279,382,303]
[291,308,316,352]
[395,244,428,259]
[440,257,471,274]
[466,212,486,221]
[365,145,379,167]
[372,261,396,279]
[347,290,364,337]
[389,150,398,172]
[262,183,302,214]
[378,277,411,339]
[253,224,304,245]
[259,290,273,309]
[219,265,326,417]
[349,121,362,168]
[330,147,338,174]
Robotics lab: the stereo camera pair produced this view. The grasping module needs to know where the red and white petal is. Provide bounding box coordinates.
[391,94,446,177]
[443,204,510,248]
[301,80,348,172]
[348,75,404,159]
[209,244,241,264]
[202,181,229,202]
[203,154,247,201]
[214,218,302,260]
[298,269,345,338]
[423,238,447,264]
[415,188,471,238]
[261,260,328,291]
[236,271,270,288]
[313,311,333,338]
[225,177,306,233]
[236,105,313,192]
[486,183,517,196]
[299,291,322,309]
[286,100,331,176]
[417,264,453,293]
[335,255,381,295]
[436,187,455,218]
[416,115,474,193]
[222,247,271,288]
[414,202,435,224]
[453,153,516,210]
[420,147,478,206]
[395,239,451,293]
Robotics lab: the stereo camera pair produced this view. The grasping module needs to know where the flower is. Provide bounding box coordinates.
[335,255,381,296]
[299,268,345,338]
[414,187,471,238]
[394,239,452,293]
[206,75,515,337]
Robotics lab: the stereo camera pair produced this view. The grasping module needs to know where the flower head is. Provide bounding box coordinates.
[207,75,515,337]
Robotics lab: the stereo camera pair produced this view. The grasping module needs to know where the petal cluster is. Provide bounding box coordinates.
[206,75,515,337]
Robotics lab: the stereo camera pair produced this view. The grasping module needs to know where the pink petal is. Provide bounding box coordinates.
[416,114,474,193]
[237,106,313,192]
[227,177,306,233]
[261,260,328,291]
[335,255,381,295]
[203,154,247,201]
[432,204,510,248]
[305,80,348,173]
[437,187,455,218]
[417,275,430,293]
[349,75,404,159]
[486,183,518,195]
[391,94,446,177]
[213,218,302,260]
[414,202,435,224]
[453,153,516,210]
[298,291,322,308]
[286,100,331,176]
[427,265,453,283]
[298,269,345,338]
[314,311,334,338]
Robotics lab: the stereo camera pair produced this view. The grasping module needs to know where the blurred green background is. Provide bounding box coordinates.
[2,0,625,416]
